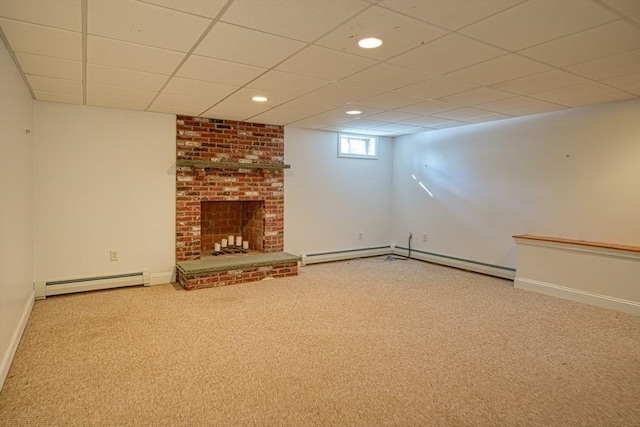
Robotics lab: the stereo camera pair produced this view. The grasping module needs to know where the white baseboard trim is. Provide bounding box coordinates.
[301,247,391,266]
[394,248,516,280]
[150,271,174,285]
[515,277,640,316]
[0,290,35,391]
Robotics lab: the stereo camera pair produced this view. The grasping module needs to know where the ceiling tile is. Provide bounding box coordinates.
[87,64,167,91]
[15,52,81,81]
[177,55,266,86]
[326,104,385,117]
[336,119,388,129]
[529,82,621,105]
[370,122,424,133]
[460,0,619,50]
[600,0,640,17]
[394,99,460,115]
[476,96,559,113]
[88,36,185,74]
[519,20,640,67]
[34,91,82,104]
[306,82,379,103]
[379,0,522,30]
[397,116,456,127]
[278,97,344,115]
[507,103,567,116]
[362,110,421,122]
[163,77,238,101]
[340,63,433,92]
[562,91,636,107]
[602,73,640,94]
[198,110,248,121]
[0,18,81,60]
[0,0,80,31]
[220,0,368,42]
[202,99,270,118]
[151,92,215,113]
[393,77,478,100]
[27,74,82,96]
[433,107,494,120]
[195,22,305,68]
[390,33,506,75]
[630,14,640,24]
[438,87,514,106]
[447,54,551,86]
[465,112,515,123]
[429,121,468,129]
[289,113,352,129]
[87,83,157,107]
[491,70,589,95]
[275,45,377,81]
[138,0,227,18]
[149,104,202,117]
[88,0,211,52]
[222,88,296,108]
[248,107,315,125]
[315,6,447,60]
[358,92,423,109]
[247,71,330,96]
[565,49,640,80]
[87,98,149,111]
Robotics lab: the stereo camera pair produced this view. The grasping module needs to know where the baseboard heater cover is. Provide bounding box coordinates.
[393,246,516,280]
[34,270,150,299]
[301,246,392,265]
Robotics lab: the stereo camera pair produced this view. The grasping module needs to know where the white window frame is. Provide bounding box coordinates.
[338,133,378,159]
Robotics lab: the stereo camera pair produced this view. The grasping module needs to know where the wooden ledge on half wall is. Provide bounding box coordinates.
[513,234,640,253]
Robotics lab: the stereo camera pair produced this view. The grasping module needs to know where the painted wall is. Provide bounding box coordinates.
[34,102,176,284]
[284,127,393,256]
[0,40,35,386]
[392,99,640,271]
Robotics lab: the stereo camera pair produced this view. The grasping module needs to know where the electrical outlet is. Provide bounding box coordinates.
[110,250,118,261]
[423,233,427,242]
[358,231,363,240]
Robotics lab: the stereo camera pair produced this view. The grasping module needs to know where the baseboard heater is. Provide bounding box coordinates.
[34,270,150,300]
[393,246,516,280]
[301,246,391,265]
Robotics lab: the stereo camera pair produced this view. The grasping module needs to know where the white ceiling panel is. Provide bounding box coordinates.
[363,110,421,122]
[87,64,167,91]
[27,74,82,96]
[0,0,80,31]
[397,116,455,127]
[151,92,215,113]
[631,14,640,24]
[222,88,296,108]
[88,0,211,52]
[460,0,619,50]
[306,82,379,104]
[358,92,423,109]
[277,97,344,115]
[162,77,238,101]
[562,91,635,107]
[565,49,640,80]
[379,0,522,30]
[87,83,157,106]
[138,0,228,18]
[15,52,82,81]
[519,21,640,68]
[390,33,506,75]
[177,55,266,86]
[507,103,567,117]
[0,18,81,60]
[203,99,270,118]
[220,0,368,42]
[602,73,640,95]
[490,70,590,95]
[316,6,447,60]
[248,107,315,125]
[87,97,150,111]
[149,104,204,117]
[447,54,551,86]
[34,90,82,105]
[393,77,478,100]
[336,119,388,129]
[439,87,514,106]
[601,0,640,17]
[434,107,495,120]
[429,121,468,129]
[247,71,330,96]
[476,96,559,113]
[529,82,622,106]
[276,45,376,81]
[326,104,384,118]
[340,63,433,92]
[195,22,305,68]
[395,100,460,115]
[370,122,424,133]
[87,36,185,74]
[465,112,515,123]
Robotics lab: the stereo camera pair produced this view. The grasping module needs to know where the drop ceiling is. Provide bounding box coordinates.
[1,0,638,136]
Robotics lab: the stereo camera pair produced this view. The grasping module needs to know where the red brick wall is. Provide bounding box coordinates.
[176,116,285,261]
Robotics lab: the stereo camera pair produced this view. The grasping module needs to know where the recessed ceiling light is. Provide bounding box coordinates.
[358,37,383,49]
[346,110,362,115]
[251,96,268,102]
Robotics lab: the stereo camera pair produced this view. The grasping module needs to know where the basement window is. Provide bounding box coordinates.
[338,133,378,159]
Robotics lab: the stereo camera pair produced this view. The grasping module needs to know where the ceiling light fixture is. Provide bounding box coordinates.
[346,110,362,115]
[251,96,268,102]
[358,37,383,49]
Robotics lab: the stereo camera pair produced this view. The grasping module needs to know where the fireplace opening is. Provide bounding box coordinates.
[200,201,265,257]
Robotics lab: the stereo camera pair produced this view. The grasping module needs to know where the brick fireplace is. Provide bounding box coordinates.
[175,116,299,290]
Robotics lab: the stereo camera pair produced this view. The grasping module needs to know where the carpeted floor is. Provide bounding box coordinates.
[1,258,639,426]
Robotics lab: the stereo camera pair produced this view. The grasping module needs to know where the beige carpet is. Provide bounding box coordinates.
[1,258,639,426]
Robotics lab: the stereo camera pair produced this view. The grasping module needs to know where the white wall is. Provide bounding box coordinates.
[393,99,640,271]
[284,127,393,257]
[0,40,35,387]
[34,102,176,284]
